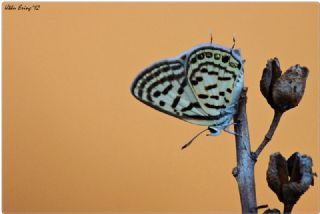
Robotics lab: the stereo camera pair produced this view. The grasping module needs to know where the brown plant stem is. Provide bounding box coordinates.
[253,110,283,160]
[283,203,294,214]
[233,88,258,213]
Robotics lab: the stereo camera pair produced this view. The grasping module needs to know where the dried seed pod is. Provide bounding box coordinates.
[272,65,309,112]
[260,59,309,112]
[266,152,315,212]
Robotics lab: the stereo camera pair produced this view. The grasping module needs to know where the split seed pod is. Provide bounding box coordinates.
[260,58,309,112]
[266,152,314,210]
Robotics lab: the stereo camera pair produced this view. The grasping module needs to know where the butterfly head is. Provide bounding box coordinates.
[231,48,242,61]
[208,126,221,136]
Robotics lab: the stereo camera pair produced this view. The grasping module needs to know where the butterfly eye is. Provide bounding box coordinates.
[214,53,221,60]
[208,127,220,135]
[209,127,215,133]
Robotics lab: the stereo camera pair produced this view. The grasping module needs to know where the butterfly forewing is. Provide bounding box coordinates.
[186,46,244,124]
[131,59,215,126]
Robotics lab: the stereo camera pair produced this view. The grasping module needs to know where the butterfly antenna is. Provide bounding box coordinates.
[210,31,213,44]
[181,128,208,150]
[231,34,236,50]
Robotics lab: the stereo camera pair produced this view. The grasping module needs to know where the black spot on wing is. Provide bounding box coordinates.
[225,70,237,80]
[152,68,161,78]
[191,80,198,86]
[210,95,219,100]
[159,100,165,106]
[208,71,219,75]
[193,102,201,108]
[199,67,219,76]
[196,76,203,82]
[153,91,161,97]
[143,75,153,84]
[191,57,197,64]
[222,55,230,63]
[162,84,173,95]
[181,102,201,112]
[204,103,227,109]
[205,84,217,91]
[200,68,208,73]
[226,88,232,93]
[218,77,232,81]
[171,96,181,108]
[197,53,205,60]
[190,76,204,86]
[177,79,187,95]
[198,94,209,99]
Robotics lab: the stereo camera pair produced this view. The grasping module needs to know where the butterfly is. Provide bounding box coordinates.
[131,42,244,149]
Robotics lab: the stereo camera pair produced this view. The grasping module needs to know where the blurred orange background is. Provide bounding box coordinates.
[3,2,319,213]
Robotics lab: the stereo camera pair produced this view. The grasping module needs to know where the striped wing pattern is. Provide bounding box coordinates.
[131,59,217,126]
[131,43,244,128]
[186,47,244,125]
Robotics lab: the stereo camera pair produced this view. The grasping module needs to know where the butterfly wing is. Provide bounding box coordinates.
[131,58,215,126]
[186,45,244,126]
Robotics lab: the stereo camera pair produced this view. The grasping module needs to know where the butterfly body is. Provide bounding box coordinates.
[131,43,244,136]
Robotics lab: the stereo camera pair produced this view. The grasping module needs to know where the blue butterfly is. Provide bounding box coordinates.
[131,43,244,148]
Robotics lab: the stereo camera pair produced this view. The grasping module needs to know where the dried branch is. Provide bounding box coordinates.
[233,88,257,213]
[252,110,283,160]
[283,204,294,214]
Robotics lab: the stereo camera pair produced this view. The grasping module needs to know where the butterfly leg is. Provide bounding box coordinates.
[227,121,238,126]
[223,126,240,136]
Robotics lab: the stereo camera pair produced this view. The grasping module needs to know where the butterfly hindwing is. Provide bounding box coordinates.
[186,45,244,125]
[131,59,217,126]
